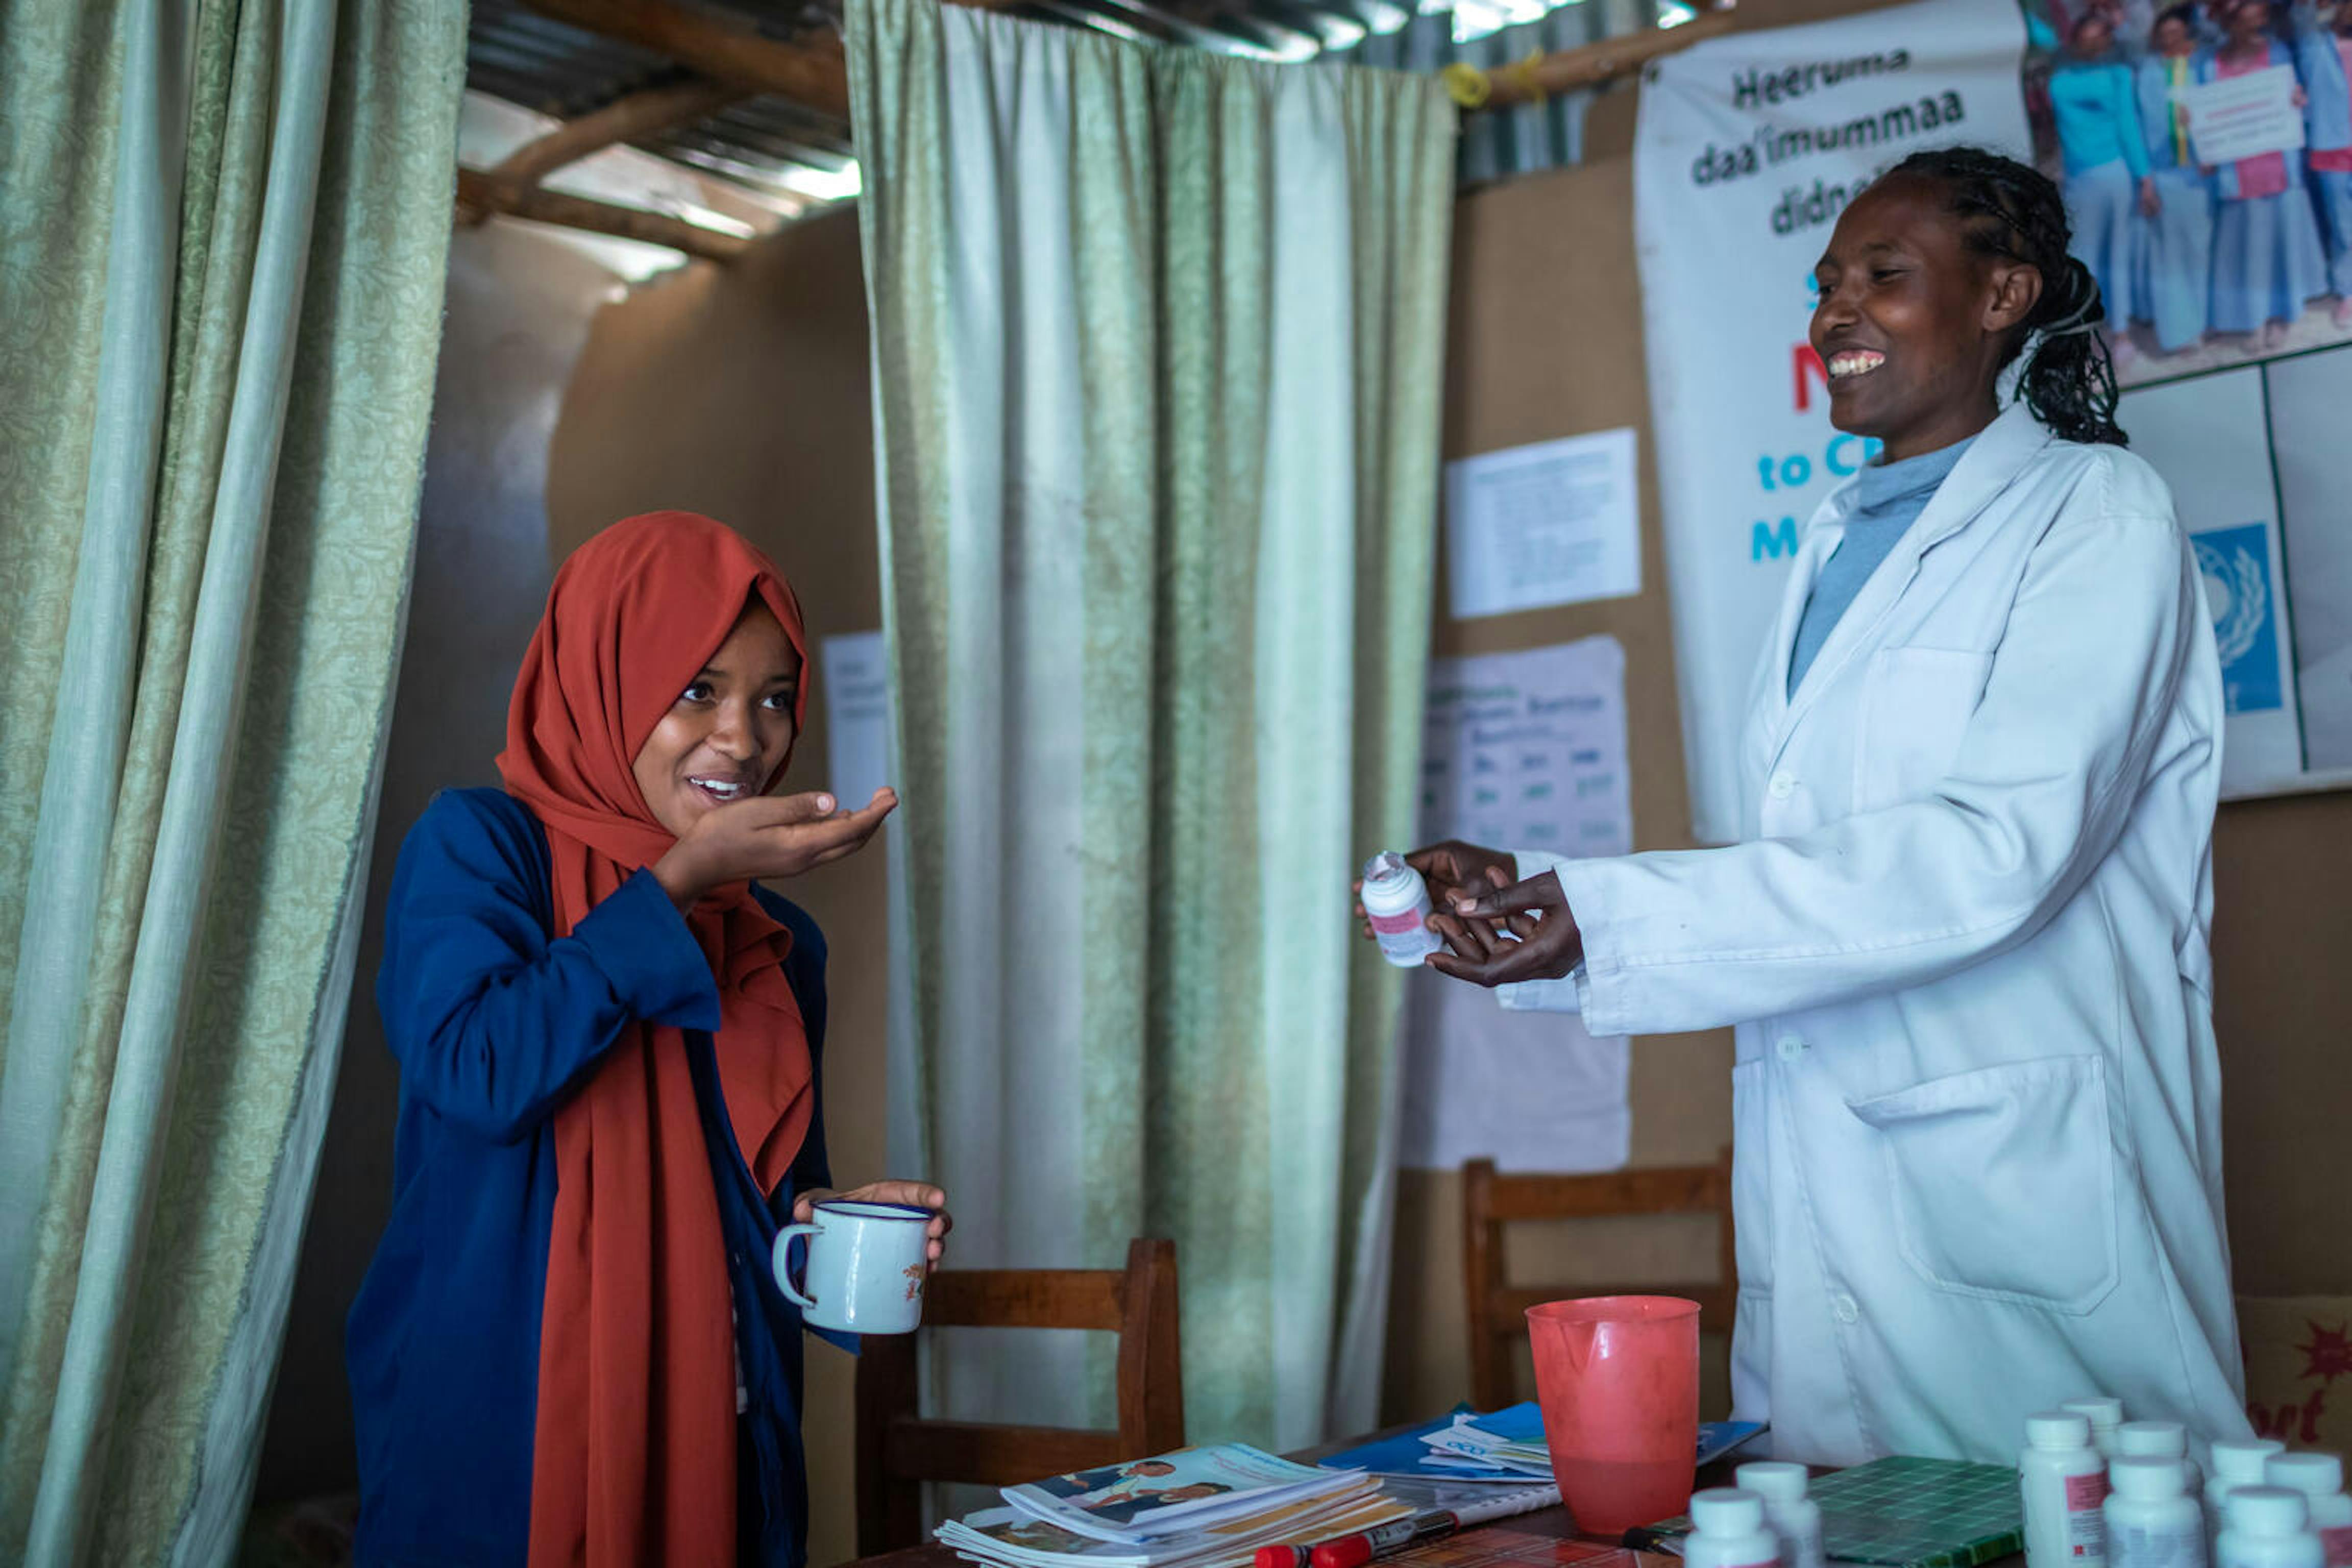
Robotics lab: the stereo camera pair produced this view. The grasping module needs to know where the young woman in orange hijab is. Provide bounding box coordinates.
[348,512,947,1568]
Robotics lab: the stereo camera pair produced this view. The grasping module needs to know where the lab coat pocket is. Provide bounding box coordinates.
[1855,647,1995,810]
[1731,1061,1771,1296]
[1846,1054,2119,1315]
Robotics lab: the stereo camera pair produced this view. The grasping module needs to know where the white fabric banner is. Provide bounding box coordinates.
[1633,0,2031,841]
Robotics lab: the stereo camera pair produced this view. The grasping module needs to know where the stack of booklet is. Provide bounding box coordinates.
[1416,1407,1554,1479]
[937,1444,1408,1568]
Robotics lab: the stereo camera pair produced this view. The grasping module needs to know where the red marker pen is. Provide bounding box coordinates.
[1260,1481,1557,1568]
[1312,1511,1463,1568]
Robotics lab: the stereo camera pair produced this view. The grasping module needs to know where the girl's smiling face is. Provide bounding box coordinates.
[1808,174,2042,462]
[2225,0,2269,44]
[630,598,802,839]
[2153,13,2195,53]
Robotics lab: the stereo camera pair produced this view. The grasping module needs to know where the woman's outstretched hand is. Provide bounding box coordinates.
[1426,868,1584,987]
[794,1181,953,1267]
[652,787,898,911]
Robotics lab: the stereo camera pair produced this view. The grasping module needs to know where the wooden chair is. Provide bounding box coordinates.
[856,1237,1185,1554]
[1462,1148,1736,1412]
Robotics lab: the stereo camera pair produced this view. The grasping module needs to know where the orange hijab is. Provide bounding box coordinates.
[497,511,816,1567]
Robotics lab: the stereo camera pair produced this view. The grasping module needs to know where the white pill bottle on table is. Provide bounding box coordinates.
[1737,1462,1825,1568]
[1684,1489,1782,1568]
[2068,1399,2127,1462]
[2213,1443,2292,1561]
[2107,1457,2207,1568]
[2266,1455,2352,1568]
[2120,1422,2204,1496]
[2024,1411,2111,1568]
[1360,851,1440,968]
[2217,1488,2324,1568]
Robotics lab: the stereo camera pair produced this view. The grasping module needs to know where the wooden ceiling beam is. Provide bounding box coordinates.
[518,0,855,118]
[1467,9,1739,112]
[519,0,1041,121]
[490,75,752,186]
[455,168,751,261]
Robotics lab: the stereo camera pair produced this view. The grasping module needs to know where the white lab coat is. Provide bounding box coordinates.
[1503,403,2251,1466]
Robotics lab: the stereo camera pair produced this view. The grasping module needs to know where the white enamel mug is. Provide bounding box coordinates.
[771,1199,931,1334]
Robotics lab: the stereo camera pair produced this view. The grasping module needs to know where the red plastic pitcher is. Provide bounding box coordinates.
[1526,1295,1701,1535]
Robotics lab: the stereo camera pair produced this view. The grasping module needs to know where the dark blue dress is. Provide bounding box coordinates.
[347,788,849,1567]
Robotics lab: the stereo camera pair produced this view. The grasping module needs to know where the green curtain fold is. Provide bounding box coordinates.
[0,1,465,1561]
[848,0,1454,1451]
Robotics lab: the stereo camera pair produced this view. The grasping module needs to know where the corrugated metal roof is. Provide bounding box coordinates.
[463,0,1671,234]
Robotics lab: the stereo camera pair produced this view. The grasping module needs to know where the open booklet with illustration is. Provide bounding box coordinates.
[1004,1444,1386,1542]
[939,1444,1407,1568]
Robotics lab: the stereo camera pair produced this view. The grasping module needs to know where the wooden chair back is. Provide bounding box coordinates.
[856,1236,1185,1554]
[1461,1148,1736,1412]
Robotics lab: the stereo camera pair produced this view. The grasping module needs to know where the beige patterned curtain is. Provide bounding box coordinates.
[848,0,1456,1453]
[0,1,465,1560]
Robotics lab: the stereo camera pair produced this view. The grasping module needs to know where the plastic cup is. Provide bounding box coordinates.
[1526,1294,1702,1535]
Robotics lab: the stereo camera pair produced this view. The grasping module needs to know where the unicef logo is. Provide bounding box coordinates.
[2195,535,2268,668]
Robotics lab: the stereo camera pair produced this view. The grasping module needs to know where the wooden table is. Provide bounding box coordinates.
[832,1435,2037,1568]
[835,1430,1746,1568]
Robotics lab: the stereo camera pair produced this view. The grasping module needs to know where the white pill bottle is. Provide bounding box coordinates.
[2217,1488,2324,1568]
[1684,1489,1782,1568]
[2024,1411,2111,1568]
[2266,1455,2352,1568]
[2106,1456,2207,1568]
[2068,1399,2127,1462]
[1360,851,1440,967]
[2119,1422,2204,1496]
[2213,1443,2292,1561]
[1738,1462,1826,1568]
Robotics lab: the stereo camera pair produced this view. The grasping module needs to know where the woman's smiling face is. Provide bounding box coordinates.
[630,598,802,840]
[1808,174,2038,462]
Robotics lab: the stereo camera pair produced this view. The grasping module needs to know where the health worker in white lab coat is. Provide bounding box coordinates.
[1399,146,2252,1466]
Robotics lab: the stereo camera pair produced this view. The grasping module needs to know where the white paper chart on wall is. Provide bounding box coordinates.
[820,630,893,810]
[1396,637,1634,1174]
[1443,429,1642,622]
[1419,639,1635,862]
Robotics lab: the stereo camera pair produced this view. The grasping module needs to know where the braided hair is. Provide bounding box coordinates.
[1882,145,2128,447]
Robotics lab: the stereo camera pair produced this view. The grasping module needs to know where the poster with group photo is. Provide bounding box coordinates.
[2024,0,2352,385]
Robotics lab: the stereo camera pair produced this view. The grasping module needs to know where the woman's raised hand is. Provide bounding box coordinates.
[652,787,898,910]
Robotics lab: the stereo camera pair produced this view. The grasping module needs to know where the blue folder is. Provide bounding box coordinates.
[1318,1407,1766,1481]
